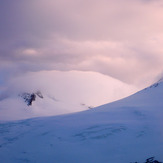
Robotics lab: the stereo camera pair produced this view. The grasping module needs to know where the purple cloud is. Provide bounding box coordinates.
[1,0,163,86]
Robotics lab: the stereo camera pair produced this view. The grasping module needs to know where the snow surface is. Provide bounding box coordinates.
[0,80,163,163]
[0,70,137,120]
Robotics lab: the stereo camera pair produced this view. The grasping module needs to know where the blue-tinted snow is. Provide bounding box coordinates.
[0,81,163,162]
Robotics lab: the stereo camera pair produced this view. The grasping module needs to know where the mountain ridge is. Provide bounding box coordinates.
[0,78,163,162]
[0,70,137,121]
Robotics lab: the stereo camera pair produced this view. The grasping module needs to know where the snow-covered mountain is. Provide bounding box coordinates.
[0,70,137,120]
[0,79,163,162]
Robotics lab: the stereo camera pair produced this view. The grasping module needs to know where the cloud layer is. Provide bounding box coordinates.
[1,0,163,86]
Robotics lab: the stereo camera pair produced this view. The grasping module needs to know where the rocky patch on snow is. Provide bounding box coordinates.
[19,91,43,106]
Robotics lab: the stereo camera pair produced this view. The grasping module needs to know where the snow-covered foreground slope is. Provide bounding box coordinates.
[0,81,163,163]
[0,70,137,120]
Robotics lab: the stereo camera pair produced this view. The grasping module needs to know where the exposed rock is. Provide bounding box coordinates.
[131,157,162,163]
[19,91,43,106]
[145,157,162,163]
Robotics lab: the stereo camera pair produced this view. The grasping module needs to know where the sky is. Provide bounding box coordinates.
[1,0,163,87]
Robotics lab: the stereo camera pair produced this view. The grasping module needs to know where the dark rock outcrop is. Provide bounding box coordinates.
[131,157,162,163]
[19,91,43,106]
[145,157,162,163]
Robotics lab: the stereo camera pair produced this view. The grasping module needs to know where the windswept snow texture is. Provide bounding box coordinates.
[0,81,163,163]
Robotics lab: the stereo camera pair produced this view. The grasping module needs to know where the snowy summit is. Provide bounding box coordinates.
[0,78,163,162]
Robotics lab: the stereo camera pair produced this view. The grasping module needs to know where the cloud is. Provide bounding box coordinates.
[1,0,163,87]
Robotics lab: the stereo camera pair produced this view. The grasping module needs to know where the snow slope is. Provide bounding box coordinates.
[0,70,137,121]
[0,80,163,163]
